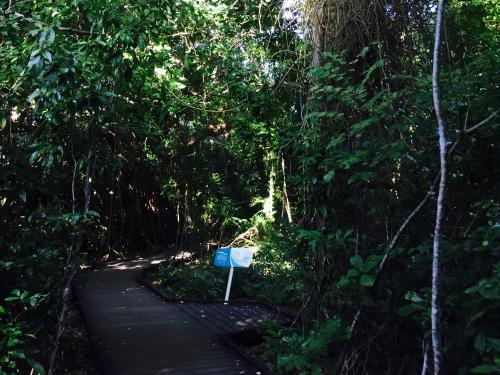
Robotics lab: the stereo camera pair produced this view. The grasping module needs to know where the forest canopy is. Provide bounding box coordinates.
[0,0,499,374]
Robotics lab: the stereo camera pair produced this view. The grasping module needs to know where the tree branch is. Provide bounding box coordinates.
[431,1,448,373]
[464,110,498,134]
[47,124,99,375]
[10,12,98,36]
[421,338,431,375]
[58,26,99,36]
[343,89,496,374]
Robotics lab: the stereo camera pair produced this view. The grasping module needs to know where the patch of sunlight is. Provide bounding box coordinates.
[154,67,167,78]
[170,251,193,261]
[11,107,20,122]
[148,44,171,52]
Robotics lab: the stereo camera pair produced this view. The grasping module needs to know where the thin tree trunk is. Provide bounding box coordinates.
[263,161,275,220]
[313,211,326,321]
[337,109,496,373]
[311,0,326,67]
[48,124,98,375]
[118,170,125,246]
[106,173,115,251]
[431,1,448,373]
[421,338,431,375]
[150,197,158,246]
[47,268,77,375]
[178,184,189,252]
[281,157,293,223]
[176,199,181,248]
[347,189,432,341]
[7,107,12,146]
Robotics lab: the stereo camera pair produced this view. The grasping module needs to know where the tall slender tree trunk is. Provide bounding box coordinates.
[308,0,327,322]
[106,172,115,252]
[6,107,12,146]
[431,1,448,374]
[281,157,293,223]
[263,160,275,220]
[48,122,99,375]
[311,0,326,67]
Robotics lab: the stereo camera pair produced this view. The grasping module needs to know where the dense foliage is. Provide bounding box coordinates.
[1,0,498,373]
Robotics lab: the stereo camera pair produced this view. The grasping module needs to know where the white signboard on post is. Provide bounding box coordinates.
[214,247,256,302]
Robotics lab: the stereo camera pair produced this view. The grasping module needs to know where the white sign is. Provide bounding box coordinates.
[213,247,257,302]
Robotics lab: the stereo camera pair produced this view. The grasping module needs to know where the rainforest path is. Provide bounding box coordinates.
[72,256,280,375]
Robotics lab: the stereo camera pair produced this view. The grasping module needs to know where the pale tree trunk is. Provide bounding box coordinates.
[281,157,293,223]
[310,0,326,67]
[431,1,447,374]
[421,338,431,375]
[308,0,327,322]
[263,162,275,220]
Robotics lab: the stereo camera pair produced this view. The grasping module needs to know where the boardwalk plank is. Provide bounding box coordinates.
[73,257,265,375]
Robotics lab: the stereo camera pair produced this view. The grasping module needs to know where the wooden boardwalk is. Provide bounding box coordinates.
[73,257,275,375]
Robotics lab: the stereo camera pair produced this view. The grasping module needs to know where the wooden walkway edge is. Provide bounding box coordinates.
[73,257,267,375]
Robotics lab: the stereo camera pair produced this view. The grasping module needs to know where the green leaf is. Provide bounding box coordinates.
[85,210,100,218]
[174,81,186,89]
[47,27,55,43]
[360,274,375,287]
[347,269,359,277]
[43,51,52,63]
[349,255,363,270]
[475,335,486,355]
[471,365,499,373]
[27,358,45,375]
[27,89,40,102]
[358,47,369,58]
[44,154,54,168]
[18,191,27,203]
[33,362,45,375]
[323,170,335,183]
[7,338,24,347]
[28,55,41,69]
[9,350,25,359]
[338,276,350,287]
[405,291,424,303]
[398,304,418,317]
[486,337,500,352]
[71,213,80,225]
[361,256,380,273]
[38,30,46,43]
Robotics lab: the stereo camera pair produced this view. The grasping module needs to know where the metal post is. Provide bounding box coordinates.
[224,266,234,304]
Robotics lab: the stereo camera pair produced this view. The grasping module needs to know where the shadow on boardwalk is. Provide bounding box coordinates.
[73,257,268,375]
